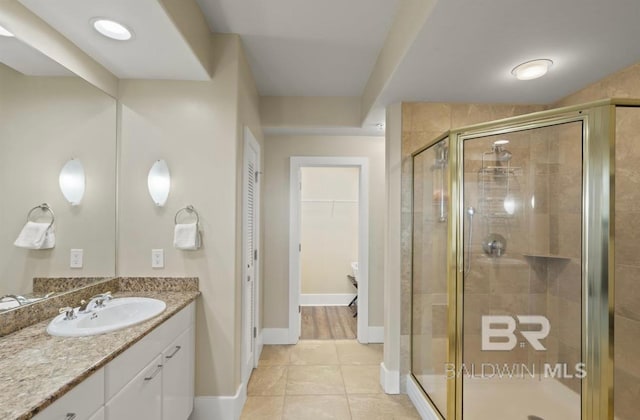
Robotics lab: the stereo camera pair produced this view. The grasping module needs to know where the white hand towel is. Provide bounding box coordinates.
[40,226,55,249]
[174,223,200,250]
[14,222,52,249]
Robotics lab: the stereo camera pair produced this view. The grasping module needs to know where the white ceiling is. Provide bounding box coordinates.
[196,0,399,96]
[0,36,72,76]
[19,0,209,80]
[378,0,640,107]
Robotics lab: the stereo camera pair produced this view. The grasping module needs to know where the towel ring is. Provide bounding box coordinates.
[175,205,199,225]
[27,203,55,229]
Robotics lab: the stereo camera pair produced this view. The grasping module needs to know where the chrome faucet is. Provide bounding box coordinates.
[59,306,76,321]
[79,291,113,313]
[0,294,27,306]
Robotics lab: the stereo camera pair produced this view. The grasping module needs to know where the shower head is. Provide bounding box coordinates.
[496,148,512,162]
[492,144,512,162]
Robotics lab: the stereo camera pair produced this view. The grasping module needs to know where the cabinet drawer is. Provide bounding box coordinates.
[104,302,194,400]
[34,369,104,420]
[105,355,163,420]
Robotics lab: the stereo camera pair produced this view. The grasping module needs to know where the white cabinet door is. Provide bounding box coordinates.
[88,407,104,420]
[105,355,162,420]
[162,326,195,420]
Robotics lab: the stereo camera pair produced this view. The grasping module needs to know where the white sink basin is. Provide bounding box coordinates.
[47,297,166,337]
[0,297,40,311]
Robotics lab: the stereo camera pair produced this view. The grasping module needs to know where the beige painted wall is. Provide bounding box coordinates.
[300,167,359,295]
[263,135,385,328]
[117,34,263,397]
[260,96,362,129]
[0,63,117,296]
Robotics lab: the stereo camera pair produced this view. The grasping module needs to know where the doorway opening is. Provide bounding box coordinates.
[300,166,359,340]
[289,157,369,343]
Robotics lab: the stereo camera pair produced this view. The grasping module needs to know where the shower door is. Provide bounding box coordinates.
[459,121,585,420]
[411,136,451,417]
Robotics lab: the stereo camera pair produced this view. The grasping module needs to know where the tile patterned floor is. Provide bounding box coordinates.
[241,340,420,419]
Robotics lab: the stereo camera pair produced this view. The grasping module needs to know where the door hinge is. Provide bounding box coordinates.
[299,243,301,252]
[247,275,250,282]
[254,249,258,261]
[298,305,301,313]
[253,327,257,338]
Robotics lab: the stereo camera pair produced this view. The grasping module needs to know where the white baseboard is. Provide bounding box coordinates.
[190,382,247,420]
[406,375,440,420]
[368,326,384,343]
[300,293,356,306]
[380,362,400,394]
[262,328,294,344]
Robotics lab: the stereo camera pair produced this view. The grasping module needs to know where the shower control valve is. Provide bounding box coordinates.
[482,233,507,257]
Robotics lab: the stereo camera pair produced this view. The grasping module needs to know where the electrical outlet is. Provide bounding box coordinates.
[151,249,164,268]
[70,249,83,268]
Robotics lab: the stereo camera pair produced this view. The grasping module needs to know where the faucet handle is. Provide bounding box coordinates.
[59,307,76,321]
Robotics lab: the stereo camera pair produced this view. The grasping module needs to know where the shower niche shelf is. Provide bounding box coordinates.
[522,254,572,261]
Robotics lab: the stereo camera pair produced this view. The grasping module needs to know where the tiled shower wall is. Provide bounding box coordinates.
[613,107,640,420]
[553,62,640,419]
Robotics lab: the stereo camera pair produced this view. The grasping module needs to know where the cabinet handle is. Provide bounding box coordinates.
[166,345,182,359]
[144,364,163,381]
[65,414,77,420]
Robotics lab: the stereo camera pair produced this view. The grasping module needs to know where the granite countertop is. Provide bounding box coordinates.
[0,290,200,420]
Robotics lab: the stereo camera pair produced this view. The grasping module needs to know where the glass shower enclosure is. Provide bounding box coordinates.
[410,101,627,420]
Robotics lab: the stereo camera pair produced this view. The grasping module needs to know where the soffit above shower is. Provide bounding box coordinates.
[18,0,210,80]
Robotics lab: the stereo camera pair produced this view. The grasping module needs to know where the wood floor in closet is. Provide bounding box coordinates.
[300,306,357,340]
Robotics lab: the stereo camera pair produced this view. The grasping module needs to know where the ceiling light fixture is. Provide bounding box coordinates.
[376,123,385,131]
[0,24,14,37]
[511,59,553,81]
[92,18,132,41]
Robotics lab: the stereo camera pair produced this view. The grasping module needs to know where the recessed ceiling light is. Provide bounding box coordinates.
[92,18,132,41]
[511,59,553,81]
[0,24,14,37]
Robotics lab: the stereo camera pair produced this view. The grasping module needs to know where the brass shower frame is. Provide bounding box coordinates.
[408,98,640,420]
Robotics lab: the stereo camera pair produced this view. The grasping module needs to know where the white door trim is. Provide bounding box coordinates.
[289,156,370,344]
[242,127,261,384]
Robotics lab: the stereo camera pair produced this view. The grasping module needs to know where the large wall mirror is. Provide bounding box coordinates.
[0,34,116,311]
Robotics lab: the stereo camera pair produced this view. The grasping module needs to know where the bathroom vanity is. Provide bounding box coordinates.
[0,286,199,420]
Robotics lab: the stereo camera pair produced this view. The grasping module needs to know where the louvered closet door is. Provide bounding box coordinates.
[242,140,259,382]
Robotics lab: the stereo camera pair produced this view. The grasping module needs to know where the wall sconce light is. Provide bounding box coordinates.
[59,158,85,206]
[148,159,171,207]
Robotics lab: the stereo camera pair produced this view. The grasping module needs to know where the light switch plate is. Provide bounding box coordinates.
[70,249,83,268]
[152,249,164,268]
